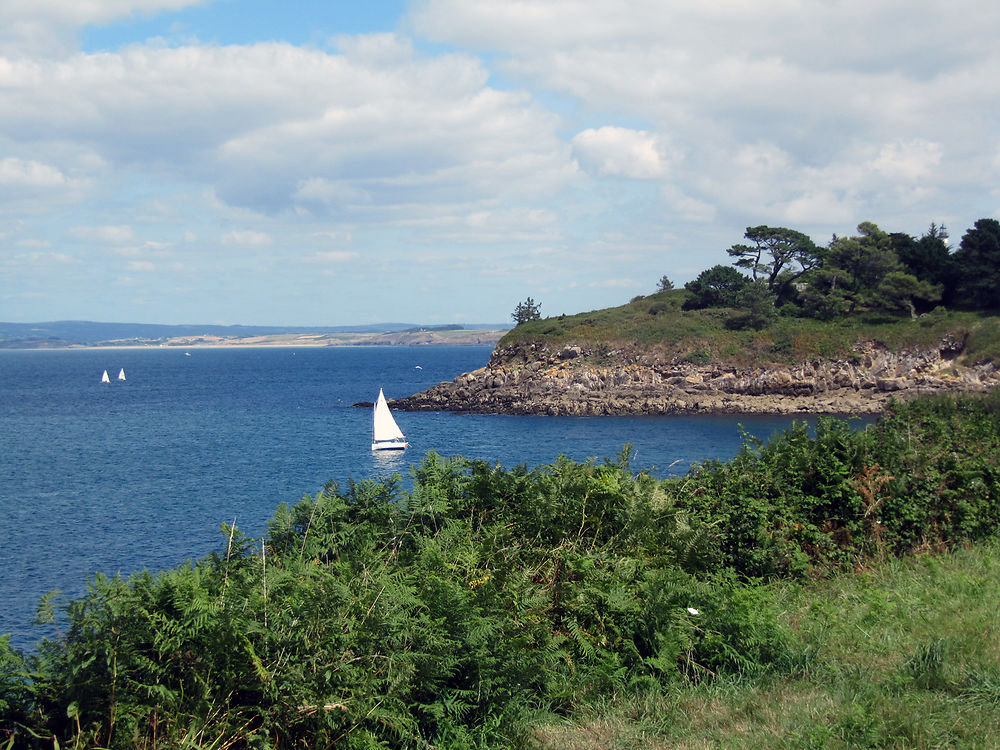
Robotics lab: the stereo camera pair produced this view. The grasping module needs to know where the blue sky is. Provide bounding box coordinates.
[3,0,999,326]
[80,1,408,50]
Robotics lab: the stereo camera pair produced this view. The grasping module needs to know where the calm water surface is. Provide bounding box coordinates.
[2,346,845,651]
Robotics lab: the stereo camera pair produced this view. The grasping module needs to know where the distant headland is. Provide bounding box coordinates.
[0,321,509,349]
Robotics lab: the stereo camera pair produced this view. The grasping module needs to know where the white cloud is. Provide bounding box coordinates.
[1,0,206,27]
[872,139,942,181]
[70,225,136,243]
[0,0,210,56]
[659,185,716,223]
[782,190,858,225]
[16,238,52,249]
[12,250,78,265]
[300,250,360,264]
[0,157,71,187]
[127,260,155,272]
[412,206,562,244]
[412,0,1000,234]
[0,37,577,221]
[589,278,637,289]
[294,178,372,206]
[0,157,90,211]
[221,230,272,246]
[733,142,792,174]
[109,240,173,258]
[572,127,672,179]
[5,0,1000,324]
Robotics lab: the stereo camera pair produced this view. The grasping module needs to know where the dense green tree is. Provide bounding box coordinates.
[953,218,1000,310]
[511,297,542,325]
[726,226,823,304]
[874,270,942,319]
[683,265,750,309]
[798,267,853,320]
[802,222,901,316]
[725,280,778,330]
[890,224,956,306]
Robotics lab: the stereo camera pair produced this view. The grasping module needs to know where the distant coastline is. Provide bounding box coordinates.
[0,321,509,350]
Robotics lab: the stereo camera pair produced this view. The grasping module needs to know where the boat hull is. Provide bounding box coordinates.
[372,441,408,451]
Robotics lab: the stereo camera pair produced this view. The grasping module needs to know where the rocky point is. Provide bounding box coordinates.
[391,337,998,416]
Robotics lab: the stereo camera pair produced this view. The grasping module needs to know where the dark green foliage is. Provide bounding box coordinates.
[725,280,778,330]
[683,265,750,310]
[954,218,1000,311]
[804,222,901,316]
[891,225,957,307]
[875,270,941,319]
[511,297,542,326]
[676,390,1000,578]
[7,391,1000,747]
[727,225,823,305]
[0,635,29,740]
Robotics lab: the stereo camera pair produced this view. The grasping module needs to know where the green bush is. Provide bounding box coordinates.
[674,391,1000,576]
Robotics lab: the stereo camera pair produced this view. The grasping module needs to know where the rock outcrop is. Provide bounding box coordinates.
[391,338,998,416]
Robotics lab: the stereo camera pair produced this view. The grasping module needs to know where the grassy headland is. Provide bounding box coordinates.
[498,289,1000,370]
[393,291,999,416]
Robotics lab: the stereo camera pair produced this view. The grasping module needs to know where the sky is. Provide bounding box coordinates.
[2,0,999,326]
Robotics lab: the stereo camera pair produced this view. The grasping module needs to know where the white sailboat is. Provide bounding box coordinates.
[101,369,110,383]
[118,368,126,381]
[371,388,408,451]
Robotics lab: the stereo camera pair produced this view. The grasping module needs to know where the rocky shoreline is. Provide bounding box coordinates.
[391,338,999,416]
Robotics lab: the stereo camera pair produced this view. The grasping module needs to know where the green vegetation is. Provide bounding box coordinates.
[511,297,542,326]
[401,324,466,333]
[721,219,994,321]
[502,217,1000,366]
[535,543,1000,749]
[500,288,997,369]
[727,225,822,305]
[3,390,1000,748]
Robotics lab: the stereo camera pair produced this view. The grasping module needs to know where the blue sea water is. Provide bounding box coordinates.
[2,346,840,652]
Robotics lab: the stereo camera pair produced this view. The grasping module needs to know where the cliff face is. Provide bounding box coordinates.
[392,336,998,416]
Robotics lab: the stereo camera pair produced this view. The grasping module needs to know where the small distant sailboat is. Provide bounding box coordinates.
[118,368,126,381]
[371,388,408,451]
[101,369,110,383]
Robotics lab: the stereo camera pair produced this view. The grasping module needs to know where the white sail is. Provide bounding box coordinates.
[118,368,126,381]
[101,369,110,383]
[372,388,407,450]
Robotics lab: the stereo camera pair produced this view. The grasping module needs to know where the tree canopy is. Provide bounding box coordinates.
[511,297,542,325]
[726,225,822,304]
[954,218,1000,310]
[668,216,1000,321]
[683,265,749,310]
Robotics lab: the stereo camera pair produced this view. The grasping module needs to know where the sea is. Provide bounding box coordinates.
[1,346,845,652]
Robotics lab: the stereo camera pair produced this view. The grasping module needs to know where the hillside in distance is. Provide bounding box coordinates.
[0,320,508,348]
